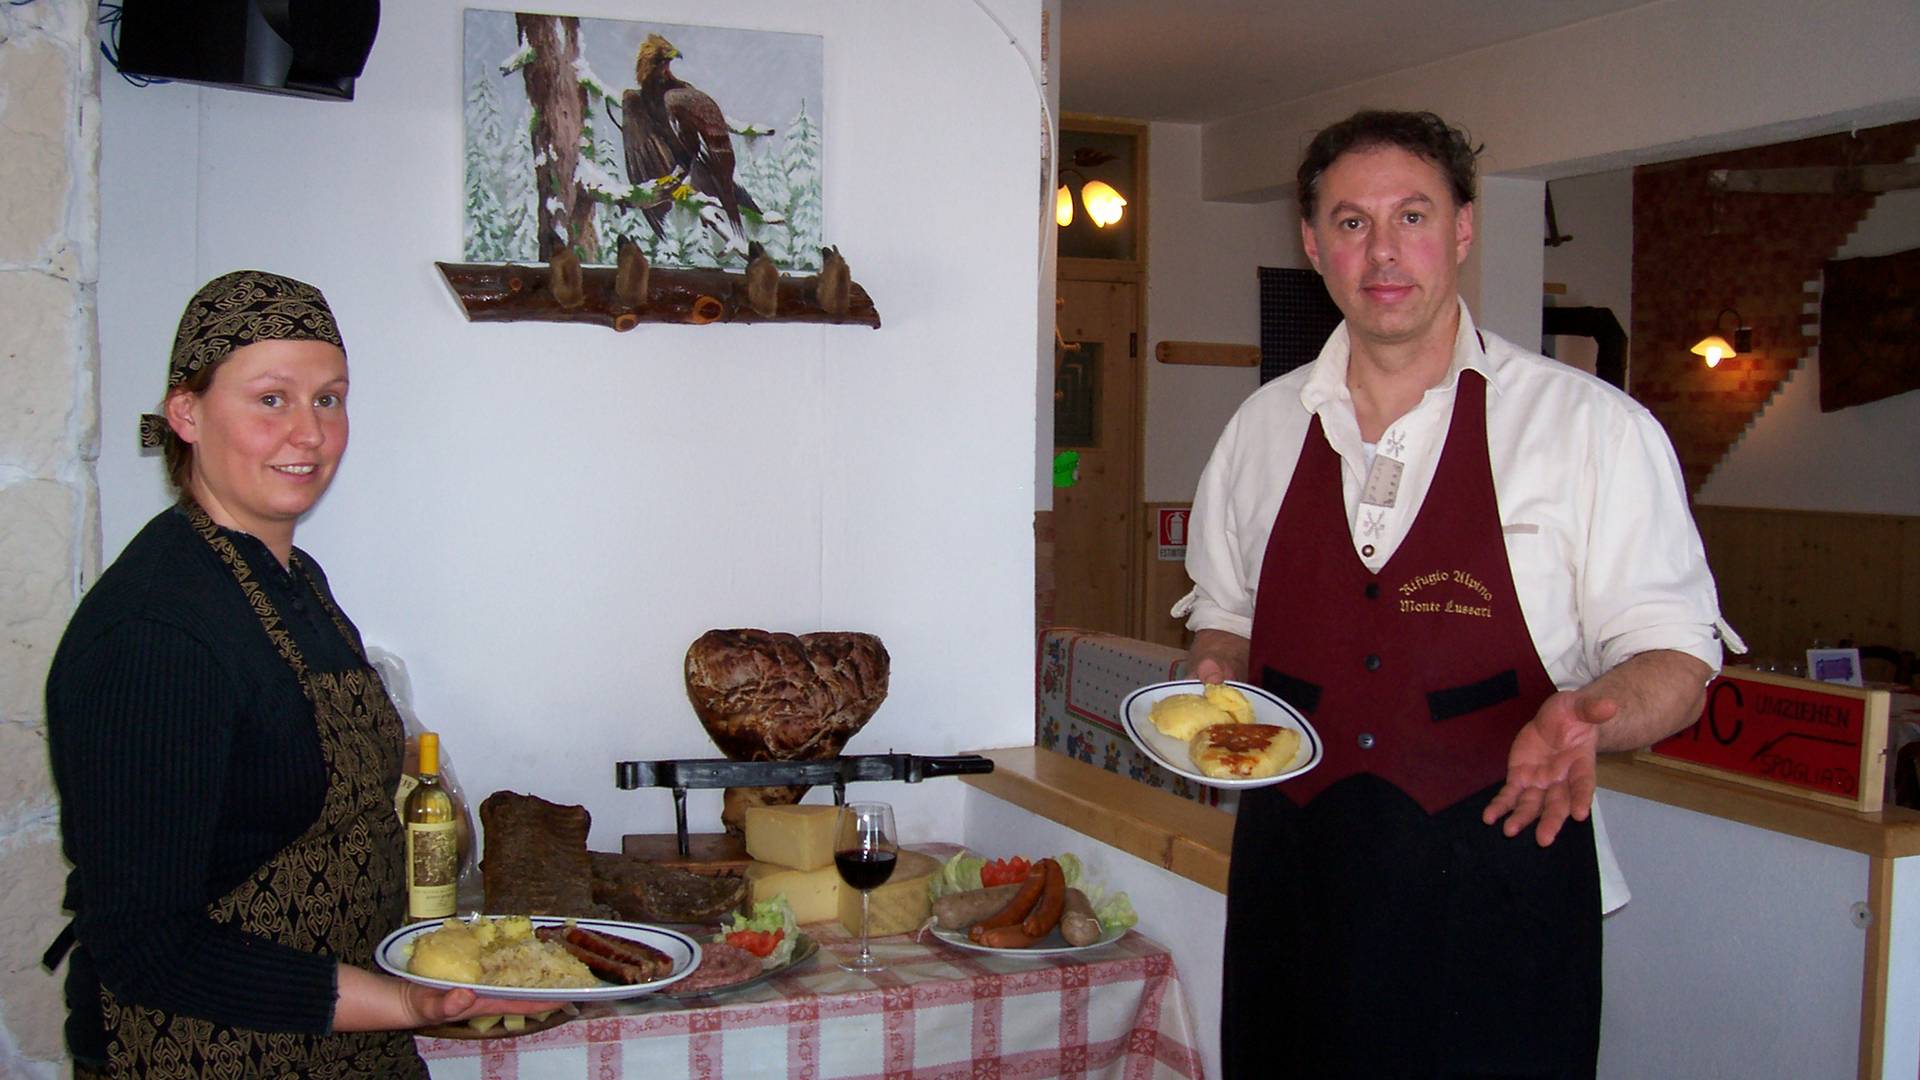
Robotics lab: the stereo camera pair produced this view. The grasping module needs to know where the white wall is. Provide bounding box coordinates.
[963,789,1227,1079]
[1141,121,1291,504]
[96,0,1045,850]
[1597,791,1872,1080]
[1695,159,1920,516]
[1541,168,1634,376]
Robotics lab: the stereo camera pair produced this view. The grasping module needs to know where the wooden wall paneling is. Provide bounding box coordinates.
[1693,505,1918,665]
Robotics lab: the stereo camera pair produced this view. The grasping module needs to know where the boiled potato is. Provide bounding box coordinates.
[1203,683,1255,725]
[1148,693,1230,740]
[407,920,483,983]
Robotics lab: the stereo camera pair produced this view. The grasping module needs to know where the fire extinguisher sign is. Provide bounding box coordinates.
[1158,508,1190,561]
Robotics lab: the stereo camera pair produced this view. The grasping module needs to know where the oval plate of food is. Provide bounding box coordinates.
[1119,679,1322,789]
[654,933,818,1000]
[928,924,1126,956]
[375,915,700,1002]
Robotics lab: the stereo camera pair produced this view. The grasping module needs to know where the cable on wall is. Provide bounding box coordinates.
[96,2,167,86]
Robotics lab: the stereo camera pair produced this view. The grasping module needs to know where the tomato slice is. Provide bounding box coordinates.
[724,927,785,958]
[980,856,1032,888]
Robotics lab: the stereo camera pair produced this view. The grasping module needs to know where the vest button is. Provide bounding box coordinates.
[1364,654,1382,672]
[1358,733,1376,750]
[1364,582,1380,600]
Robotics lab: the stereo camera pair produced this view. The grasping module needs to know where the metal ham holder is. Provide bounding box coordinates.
[615,753,995,857]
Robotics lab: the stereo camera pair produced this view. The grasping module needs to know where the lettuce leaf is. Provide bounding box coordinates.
[715,894,799,967]
[1055,853,1085,891]
[1094,891,1138,932]
[928,851,986,900]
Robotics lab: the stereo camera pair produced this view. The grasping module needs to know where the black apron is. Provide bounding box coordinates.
[1221,373,1600,1079]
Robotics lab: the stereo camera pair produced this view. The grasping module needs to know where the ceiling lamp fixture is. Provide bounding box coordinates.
[1690,307,1752,369]
[1056,147,1127,229]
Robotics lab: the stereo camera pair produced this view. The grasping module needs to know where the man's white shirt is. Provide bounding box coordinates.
[1177,300,1739,911]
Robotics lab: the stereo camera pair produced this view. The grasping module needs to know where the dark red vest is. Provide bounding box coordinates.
[1248,371,1557,813]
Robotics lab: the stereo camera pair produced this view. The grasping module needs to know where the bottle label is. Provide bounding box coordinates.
[393,774,419,827]
[406,820,459,918]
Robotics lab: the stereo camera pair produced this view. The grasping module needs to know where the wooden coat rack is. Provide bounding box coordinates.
[436,244,881,331]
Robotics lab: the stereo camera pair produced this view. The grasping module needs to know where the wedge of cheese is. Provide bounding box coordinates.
[744,804,839,871]
[837,848,941,937]
[744,860,841,924]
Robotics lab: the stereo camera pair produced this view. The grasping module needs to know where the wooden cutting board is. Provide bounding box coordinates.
[620,831,753,875]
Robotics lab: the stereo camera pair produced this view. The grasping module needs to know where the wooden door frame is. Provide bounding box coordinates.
[1056,114,1149,637]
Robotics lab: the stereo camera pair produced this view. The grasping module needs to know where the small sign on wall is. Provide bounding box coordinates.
[1157,508,1190,562]
[1640,667,1891,811]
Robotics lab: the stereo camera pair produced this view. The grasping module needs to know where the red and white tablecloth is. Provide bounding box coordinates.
[418,921,1204,1079]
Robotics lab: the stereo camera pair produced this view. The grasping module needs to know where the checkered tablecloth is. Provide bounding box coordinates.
[417,920,1203,1079]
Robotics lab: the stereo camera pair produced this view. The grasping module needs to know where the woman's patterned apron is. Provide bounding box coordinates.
[99,505,424,1078]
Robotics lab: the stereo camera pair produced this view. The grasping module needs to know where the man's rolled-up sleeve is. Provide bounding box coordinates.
[1582,409,1726,678]
[1179,413,1257,640]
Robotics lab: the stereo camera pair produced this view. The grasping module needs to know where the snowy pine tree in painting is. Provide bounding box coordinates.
[736,128,791,264]
[464,73,536,261]
[780,101,823,271]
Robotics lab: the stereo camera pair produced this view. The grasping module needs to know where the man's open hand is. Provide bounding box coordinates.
[1482,689,1617,846]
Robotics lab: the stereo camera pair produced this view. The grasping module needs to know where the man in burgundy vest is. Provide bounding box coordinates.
[1179,111,1728,1077]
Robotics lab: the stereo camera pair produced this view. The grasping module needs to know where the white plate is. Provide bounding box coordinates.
[930,924,1126,956]
[1119,679,1323,789]
[375,916,700,1001]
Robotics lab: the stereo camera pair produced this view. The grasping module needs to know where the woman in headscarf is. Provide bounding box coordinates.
[45,271,542,1077]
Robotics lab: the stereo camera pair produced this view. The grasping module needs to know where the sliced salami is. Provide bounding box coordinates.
[673,942,764,993]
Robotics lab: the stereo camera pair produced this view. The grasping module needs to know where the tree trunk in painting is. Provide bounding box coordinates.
[516,14,600,262]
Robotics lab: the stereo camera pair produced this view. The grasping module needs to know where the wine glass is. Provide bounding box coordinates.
[833,801,899,972]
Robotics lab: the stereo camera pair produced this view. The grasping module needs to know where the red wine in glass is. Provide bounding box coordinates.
[834,848,898,890]
[833,801,898,972]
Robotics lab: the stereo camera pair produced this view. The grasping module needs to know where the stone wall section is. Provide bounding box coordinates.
[0,0,99,1074]
[1630,119,1920,493]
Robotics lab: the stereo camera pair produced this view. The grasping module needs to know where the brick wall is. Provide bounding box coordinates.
[1630,120,1920,493]
[0,0,99,1074]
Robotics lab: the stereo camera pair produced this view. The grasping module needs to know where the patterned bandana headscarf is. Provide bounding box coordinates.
[138,270,345,449]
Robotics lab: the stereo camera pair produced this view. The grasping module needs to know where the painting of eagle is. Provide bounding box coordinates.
[623,33,758,249]
[462,12,824,272]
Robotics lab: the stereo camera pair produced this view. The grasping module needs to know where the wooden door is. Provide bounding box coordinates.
[1053,278,1140,635]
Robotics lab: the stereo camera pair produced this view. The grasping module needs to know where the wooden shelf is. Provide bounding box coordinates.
[962,747,1920,899]
[1597,754,1920,858]
[961,747,1233,892]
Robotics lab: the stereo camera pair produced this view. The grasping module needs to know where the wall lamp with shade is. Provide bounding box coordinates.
[1690,307,1752,368]
[1055,147,1127,228]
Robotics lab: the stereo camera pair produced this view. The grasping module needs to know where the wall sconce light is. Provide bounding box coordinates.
[1690,307,1752,368]
[1055,147,1127,229]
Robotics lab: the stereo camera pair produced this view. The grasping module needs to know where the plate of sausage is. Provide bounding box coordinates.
[925,856,1125,955]
[375,916,700,1001]
[928,923,1126,956]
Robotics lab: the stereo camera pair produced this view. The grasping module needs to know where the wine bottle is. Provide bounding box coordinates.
[404,732,458,919]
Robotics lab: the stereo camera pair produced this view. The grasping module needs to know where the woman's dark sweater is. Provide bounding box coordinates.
[46,505,375,1060]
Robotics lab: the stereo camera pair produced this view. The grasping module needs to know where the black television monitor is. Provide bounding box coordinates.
[115,0,380,102]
